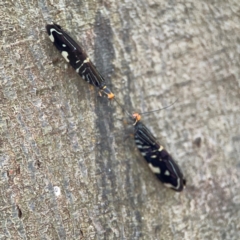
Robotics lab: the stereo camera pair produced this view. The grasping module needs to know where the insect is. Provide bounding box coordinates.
[46,23,114,99]
[132,113,186,191]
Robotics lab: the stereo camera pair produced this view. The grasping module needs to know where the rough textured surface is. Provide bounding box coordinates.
[1,0,240,239]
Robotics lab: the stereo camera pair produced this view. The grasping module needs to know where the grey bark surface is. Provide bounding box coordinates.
[1,0,240,239]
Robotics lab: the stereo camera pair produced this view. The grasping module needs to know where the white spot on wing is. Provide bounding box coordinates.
[151,155,157,158]
[164,170,170,176]
[62,44,66,47]
[148,163,161,174]
[164,178,181,190]
[49,28,63,42]
[158,146,164,151]
[49,34,55,42]
[61,51,69,62]
[76,58,90,73]
[84,57,90,63]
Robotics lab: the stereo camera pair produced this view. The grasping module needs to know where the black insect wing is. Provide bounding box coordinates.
[152,148,185,191]
[134,121,185,192]
[46,24,87,67]
[46,23,108,90]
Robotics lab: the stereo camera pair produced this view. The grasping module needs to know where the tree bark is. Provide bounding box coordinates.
[1,0,240,239]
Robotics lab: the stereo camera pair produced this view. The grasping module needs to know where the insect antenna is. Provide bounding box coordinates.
[132,98,179,125]
[114,98,178,125]
[139,98,179,116]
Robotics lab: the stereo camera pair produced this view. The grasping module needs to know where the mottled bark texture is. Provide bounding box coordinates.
[1,0,240,239]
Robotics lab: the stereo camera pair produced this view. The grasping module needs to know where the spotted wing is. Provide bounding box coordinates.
[46,23,107,89]
[134,121,186,191]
